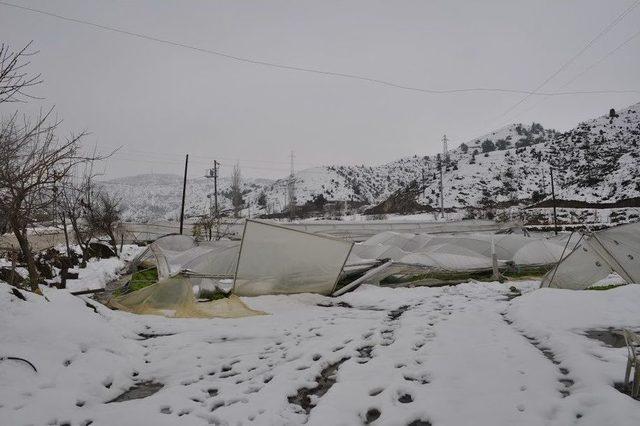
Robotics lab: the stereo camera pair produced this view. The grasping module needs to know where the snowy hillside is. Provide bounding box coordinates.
[100,174,273,222]
[415,102,640,208]
[102,102,640,221]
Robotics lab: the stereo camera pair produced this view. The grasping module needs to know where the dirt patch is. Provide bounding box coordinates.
[137,333,176,340]
[317,301,353,309]
[106,381,163,403]
[288,357,350,415]
[614,382,640,400]
[583,329,628,348]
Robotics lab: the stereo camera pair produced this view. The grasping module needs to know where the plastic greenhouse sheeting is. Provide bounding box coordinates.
[233,220,353,296]
[108,275,265,318]
[349,241,496,271]
[352,231,568,270]
[543,222,640,290]
[511,239,568,266]
[131,235,241,280]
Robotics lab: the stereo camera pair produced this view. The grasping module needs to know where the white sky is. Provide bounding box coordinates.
[1,0,639,180]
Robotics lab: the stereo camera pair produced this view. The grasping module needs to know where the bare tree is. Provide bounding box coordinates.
[0,42,42,104]
[56,172,96,261]
[230,163,244,218]
[0,111,90,291]
[193,215,214,241]
[86,191,122,256]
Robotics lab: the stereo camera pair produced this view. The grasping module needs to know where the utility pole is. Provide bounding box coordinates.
[205,160,219,239]
[179,154,189,235]
[550,167,558,235]
[288,151,296,221]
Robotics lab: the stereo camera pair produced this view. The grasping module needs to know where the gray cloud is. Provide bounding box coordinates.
[1,0,639,180]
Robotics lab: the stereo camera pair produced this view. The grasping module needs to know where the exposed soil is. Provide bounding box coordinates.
[106,381,164,403]
[288,357,350,415]
[583,329,628,348]
[137,333,176,340]
[614,382,640,400]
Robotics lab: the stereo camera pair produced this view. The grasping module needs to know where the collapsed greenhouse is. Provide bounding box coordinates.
[542,221,640,290]
[109,219,640,318]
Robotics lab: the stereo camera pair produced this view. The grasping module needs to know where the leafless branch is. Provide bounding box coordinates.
[0,41,43,104]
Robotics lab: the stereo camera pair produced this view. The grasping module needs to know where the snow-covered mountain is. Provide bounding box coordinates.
[414,102,640,209]
[102,101,640,221]
[100,173,273,222]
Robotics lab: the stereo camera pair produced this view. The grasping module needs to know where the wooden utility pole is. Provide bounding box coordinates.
[179,154,189,235]
[213,160,219,218]
[204,162,219,216]
[550,167,558,235]
[205,160,220,239]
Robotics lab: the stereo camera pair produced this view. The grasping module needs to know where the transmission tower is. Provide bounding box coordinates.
[442,134,449,165]
[438,154,444,219]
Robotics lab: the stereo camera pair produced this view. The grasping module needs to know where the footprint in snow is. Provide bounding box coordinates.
[243,385,262,394]
[398,392,413,403]
[364,408,381,424]
[403,374,430,385]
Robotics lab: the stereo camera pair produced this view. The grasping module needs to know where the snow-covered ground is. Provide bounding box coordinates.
[1,277,639,425]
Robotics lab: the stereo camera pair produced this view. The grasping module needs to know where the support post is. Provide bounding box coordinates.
[213,160,219,219]
[179,154,189,235]
[550,167,558,235]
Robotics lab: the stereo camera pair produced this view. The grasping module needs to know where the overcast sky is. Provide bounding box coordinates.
[1,0,639,180]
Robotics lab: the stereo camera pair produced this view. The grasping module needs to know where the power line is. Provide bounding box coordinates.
[93,142,325,167]
[105,152,333,175]
[503,27,640,123]
[490,0,640,123]
[2,0,639,97]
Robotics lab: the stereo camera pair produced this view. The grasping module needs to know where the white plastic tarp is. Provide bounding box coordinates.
[132,234,240,280]
[233,220,353,296]
[542,222,640,289]
[353,231,566,270]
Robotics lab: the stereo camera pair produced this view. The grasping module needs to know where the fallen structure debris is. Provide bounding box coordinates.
[542,222,640,290]
[233,220,353,296]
